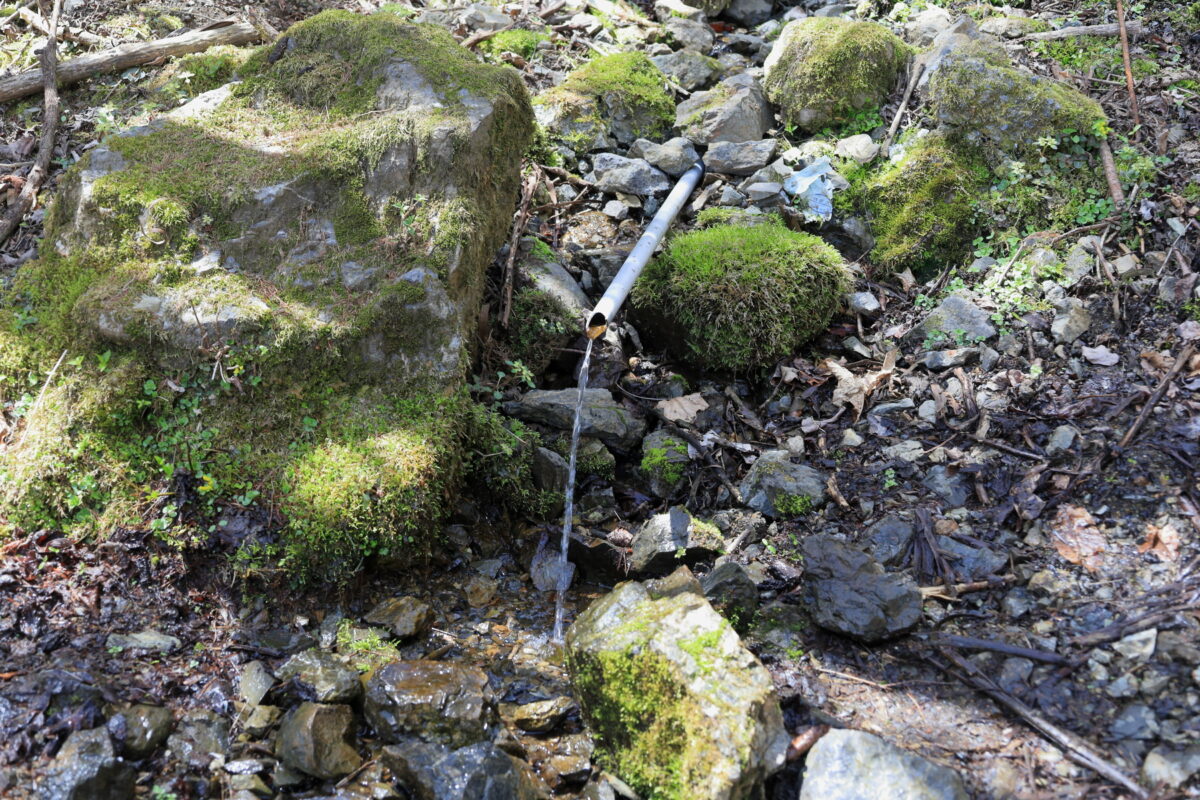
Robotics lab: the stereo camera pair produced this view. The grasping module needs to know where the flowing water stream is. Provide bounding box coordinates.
[552,337,595,642]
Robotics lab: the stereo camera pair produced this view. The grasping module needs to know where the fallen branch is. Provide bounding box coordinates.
[881,59,922,157]
[585,0,660,29]
[1098,139,1125,209]
[462,22,513,50]
[932,648,1148,798]
[17,5,104,47]
[937,633,1068,665]
[499,169,539,328]
[919,574,1018,600]
[0,20,259,105]
[1115,0,1141,129]
[1021,20,1143,41]
[0,0,62,249]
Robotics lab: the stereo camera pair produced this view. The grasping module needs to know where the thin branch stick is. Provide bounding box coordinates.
[0,20,259,105]
[0,0,62,249]
[919,574,1018,599]
[1098,139,1125,209]
[881,60,922,157]
[0,0,33,31]
[17,5,104,47]
[938,634,1068,665]
[1115,0,1141,129]
[462,22,513,50]
[1118,343,1195,448]
[499,169,539,328]
[1021,20,1143,41]
[16,349,67,448]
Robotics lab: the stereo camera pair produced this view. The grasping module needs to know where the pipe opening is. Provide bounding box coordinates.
[585,312,607,340]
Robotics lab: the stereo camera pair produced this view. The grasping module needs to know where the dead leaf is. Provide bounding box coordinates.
[823,349,897,419]
[895,269,917,292]
[1137,522,1180,562]
[1050,505,1106,573]
[655,393,708,423]
[1081,345,1120,366]
[1140,350,1174,378]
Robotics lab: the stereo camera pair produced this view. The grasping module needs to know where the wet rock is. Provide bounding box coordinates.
[909,294,996,344]
[739,449,828,518]
[365,661,493,747]
[238,660,274,707]
[106,704,173,760]
[167,709,230,770]
[1051,299,1091,344]
[592,154,671,196]
[278,648,361,703]
[532,446,569,495]
[1110,703,1159,740]
[724,0,773,27]
[1141,744,1200,789]
[364,596,436,640]
[227,773,271,797]
[566,532,630,585]
[503,389,645,451]
[566,567,788,799]
[499,697,578,733]
[465,575,499,607]
[675,73,773,144]
[801,535,922,643]
[629,137,701,177]
[276,702,362,779]
[701,561,759,623]
[40,728,135,800]
[105,629,180,654]
[640,428,690,497]
[705,139,779,176]
[799,729,968,800]
[864,516,914,567]
[383,739,546,800]
[243,705,282,738]
[922,466,970,507]
[937,536,1005,580]
[651,51,722,91]
[631,506,724,573]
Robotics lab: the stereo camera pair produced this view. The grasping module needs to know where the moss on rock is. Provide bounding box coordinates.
[863,135,985,278]
[630,219,850,372]
[535,52,673,148]
[1,10,533,580]
[762,18,909,132]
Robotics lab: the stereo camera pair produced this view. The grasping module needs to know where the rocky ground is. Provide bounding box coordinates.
[1,0,1199,798]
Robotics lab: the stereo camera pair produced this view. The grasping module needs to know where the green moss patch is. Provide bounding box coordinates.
[536,52,673,145]
[481,28,550,60]
[763,17,909,132]
[631,219,850,372]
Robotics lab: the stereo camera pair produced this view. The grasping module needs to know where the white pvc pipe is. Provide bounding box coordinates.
[586,161,705,339]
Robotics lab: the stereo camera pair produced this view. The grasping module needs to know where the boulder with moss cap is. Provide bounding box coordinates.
[566,567,789,800]
[763,17,909,132]
[0,9,533,581]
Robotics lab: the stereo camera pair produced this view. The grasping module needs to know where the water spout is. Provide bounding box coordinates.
[585,161,705,339]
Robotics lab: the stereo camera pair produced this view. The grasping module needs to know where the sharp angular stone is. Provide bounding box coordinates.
[630,506,725,573]
[364,661,494,747]
[167,709,230,770]
[503,389,646,451]
[908,294,996,344]
[276,702,362,780]
[106,704,174,760]
[675,73,773,144]
[651,51,722,91]
[364,596,436,640]
[701,561,759,622]
[278,649,361,704]
[738,449,828,518]
[629,137,701,177]
[800,729,968,800]
[499,697,579,733]
[864,516,914,567]
[801,535,922,642]
[382,739,547,800]
[705,139,779,176]
[592,154,671,195]
[40,728,135,800]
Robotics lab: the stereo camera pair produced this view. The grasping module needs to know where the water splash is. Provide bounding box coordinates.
[552,337,594,642]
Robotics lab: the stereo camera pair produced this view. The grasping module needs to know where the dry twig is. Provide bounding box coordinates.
[499,169,540,328]
[1114,0,1141,130]
[1098,139,1125,209]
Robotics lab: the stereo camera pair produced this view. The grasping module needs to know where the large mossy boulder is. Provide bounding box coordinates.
[928,41,1106,160]
[763,18,908,133]
[863,135,983,277]
[566,568,788,800]
[534,52,674,150]
[630,215,850,372]
[0,10,533,580]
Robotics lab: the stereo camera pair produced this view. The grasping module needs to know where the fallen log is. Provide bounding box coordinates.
[1021,21,1143,41]
[0,20,259,105]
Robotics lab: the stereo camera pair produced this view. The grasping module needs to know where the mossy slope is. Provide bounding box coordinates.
[1,10,533,582]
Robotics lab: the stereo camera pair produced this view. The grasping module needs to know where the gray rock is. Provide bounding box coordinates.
[904,6,953,46]
[1141,744,1200,789]
[651,51,722,91]
[278,649,361,703]
[105,629,180,654]
[364,596,436,640]
[364,661,493,747]
[739,449,828,518]
[718,185,746,206]
[276,702,362,779]
[745,182,784,205]
[631,506,724,573]
[701,561,759,623]
[340,260,378,291]
[40,728,135,800]
[167,709,230,770]
[922,465,970,507]
[106,704,173,760]
[602,199,630,220]
[705,139,779,176]
[1051,299,1091,343]
[864,516,914,567]
[916,16,984,90]
[675,73,773,144]
[834,133,879,164]
[242,705,282,738]
[800,729,968,800]
[1110,703,1159,740]
[908,294,996,344]
[630,137,701,177]
[801,535,922,642]
[1046,425,1077,456]
[499,697,578,733]
[640,428,690,497]
[847,291,881,316]
[665,16,715,51]
[919,348,979,370]
[382,739,546,800]
[936,536,1005,580]
[566,568,788,798]
[723,0,773,27]
[504,389,646,451]
[592,154,671,196]
[238,660,274,707]
[532,446,569,494]
[522,237,590,315]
